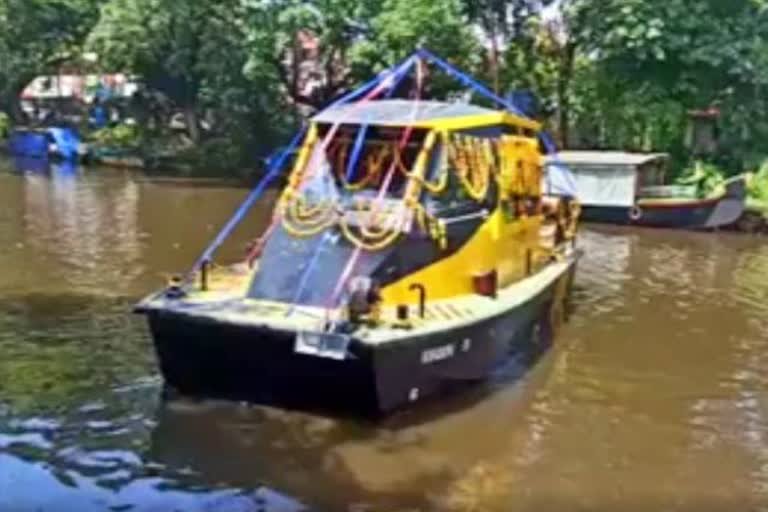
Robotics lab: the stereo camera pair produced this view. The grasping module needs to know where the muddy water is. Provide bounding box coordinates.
[1,159,768,512]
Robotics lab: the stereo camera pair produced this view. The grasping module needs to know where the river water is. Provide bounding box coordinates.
[1,159,768,512]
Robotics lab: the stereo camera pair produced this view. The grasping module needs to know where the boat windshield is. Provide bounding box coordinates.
[316,123,429,200]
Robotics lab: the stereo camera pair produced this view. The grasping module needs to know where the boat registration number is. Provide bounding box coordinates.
[295,331,350,360]
[421,343,455,364]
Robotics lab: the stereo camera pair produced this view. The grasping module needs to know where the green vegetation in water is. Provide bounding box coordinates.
[0,111,10,138]
[746,161,768,216]
[674,161,727,198]
[672,158,768,219]
[88,123,141,149]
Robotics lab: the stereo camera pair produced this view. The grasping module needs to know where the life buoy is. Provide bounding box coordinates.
[628,205,643,221]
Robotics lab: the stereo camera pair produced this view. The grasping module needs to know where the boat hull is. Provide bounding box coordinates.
[9,129,50,159]
[8,127,87,162]
[144,260,577,416]
[581,202,718,228]
[581,176,747,229]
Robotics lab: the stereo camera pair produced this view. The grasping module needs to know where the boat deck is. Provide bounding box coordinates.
[137,248,578,346]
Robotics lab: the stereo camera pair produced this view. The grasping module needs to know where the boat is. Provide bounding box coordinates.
[134,50,582,415]
[546,151,747,229]
[90,145,145,169]
[8,126,88,162]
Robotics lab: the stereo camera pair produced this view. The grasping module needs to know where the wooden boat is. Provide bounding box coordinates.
[546,151,747,229]
[135,53,581,415]
[91,146,145,168]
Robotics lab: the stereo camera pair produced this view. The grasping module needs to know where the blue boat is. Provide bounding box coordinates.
[8,126,85,161]
[9,128,50,158]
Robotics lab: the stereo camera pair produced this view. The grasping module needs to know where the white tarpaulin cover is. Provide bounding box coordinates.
[542,161,578,197]
[567,164,638,207]
[544,151,667,207]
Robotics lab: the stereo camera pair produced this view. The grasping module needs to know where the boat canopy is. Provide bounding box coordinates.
[549,151,667,167]
[313,99,539,131]
[546,151,668,208]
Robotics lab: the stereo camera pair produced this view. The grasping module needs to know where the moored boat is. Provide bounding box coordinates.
[546,151,747,229]
[135,50,582,415]
[8,126,88,162]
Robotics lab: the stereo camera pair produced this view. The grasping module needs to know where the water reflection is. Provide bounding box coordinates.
[0,383,309,512]
[1,161,272,297]
[3,160,768,511]
[21,166,143,296]
[13,156,51,174]
[149,355,557,511]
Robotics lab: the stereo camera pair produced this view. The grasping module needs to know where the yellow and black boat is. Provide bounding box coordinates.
[135,51,581,415]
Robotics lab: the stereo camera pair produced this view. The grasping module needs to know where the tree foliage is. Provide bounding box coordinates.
[3,0,768,173]
[0,0,99,119]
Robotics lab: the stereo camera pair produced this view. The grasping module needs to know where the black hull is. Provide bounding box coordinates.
[581,176,747,229]
[582,203,719,228]
[144,263,577,416]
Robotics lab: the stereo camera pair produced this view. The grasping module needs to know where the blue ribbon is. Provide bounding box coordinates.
[286,56,417,314]
[344,57,416,182]
[416,49,577,197]
[345,123,368,182]
[187,56,422,277]
[326,52,419,109]
[416,48,526,117]
[189,127,306,277]
[287,232,329,314]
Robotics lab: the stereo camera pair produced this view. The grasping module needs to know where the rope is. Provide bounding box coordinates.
[416,48,526,117]
[190,53,418,280]
[278,56,417,237]
[296,56,417,190]
[281,57,417,318]
[187,127,306,280]
[327,58,426,312]
[345,122,369,182]
[286,231,330,316]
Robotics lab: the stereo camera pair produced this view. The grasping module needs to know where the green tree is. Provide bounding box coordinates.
[88,0,276,143]
[509,0,768,168]
[462,0,553,93]
[0,0,99,121]
[350,0,480,98]
[243,0,381,110]
[242,0,480,112]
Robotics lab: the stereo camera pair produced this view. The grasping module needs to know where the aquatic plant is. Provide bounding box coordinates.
[0,112,9,138]
[746,159,768,214]
[675,161,726,198]
[89,123,141,148]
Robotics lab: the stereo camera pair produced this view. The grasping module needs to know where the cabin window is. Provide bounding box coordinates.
[316,123,428,198]
[426,132,499,213]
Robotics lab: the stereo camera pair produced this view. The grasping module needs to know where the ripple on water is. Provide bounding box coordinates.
[4,165,768,510]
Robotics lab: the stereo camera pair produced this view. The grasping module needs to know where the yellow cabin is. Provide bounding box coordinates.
[136,59,582,415]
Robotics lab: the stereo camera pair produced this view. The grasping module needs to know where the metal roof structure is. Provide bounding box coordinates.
[311,98,545,131]
[547,151,668,168]
[313,99,497,125]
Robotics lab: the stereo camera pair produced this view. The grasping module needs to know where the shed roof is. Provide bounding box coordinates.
[546,151,668,167]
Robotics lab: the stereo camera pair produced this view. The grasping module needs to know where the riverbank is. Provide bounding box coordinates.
[89,140,263,181]
[735,201,768,234]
